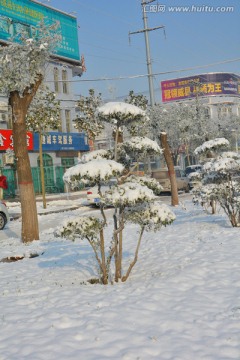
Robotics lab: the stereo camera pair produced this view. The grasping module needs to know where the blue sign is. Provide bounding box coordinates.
[33,132,89,152]
[0,0,80,61]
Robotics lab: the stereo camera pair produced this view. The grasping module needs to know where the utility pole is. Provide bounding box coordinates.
[129,0,165,106]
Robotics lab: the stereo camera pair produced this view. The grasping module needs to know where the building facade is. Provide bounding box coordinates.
[0,0,89,196]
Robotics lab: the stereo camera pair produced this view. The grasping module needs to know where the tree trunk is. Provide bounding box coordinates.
[159,132,179,206]
[9,79,42,242]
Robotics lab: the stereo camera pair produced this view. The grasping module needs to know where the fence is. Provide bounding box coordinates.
[2,165,67,199]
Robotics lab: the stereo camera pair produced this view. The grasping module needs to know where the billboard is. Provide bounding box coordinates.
[0,129,33,150]
[33,132,89,152]
[161,73,240,102]
[0,0,80,61]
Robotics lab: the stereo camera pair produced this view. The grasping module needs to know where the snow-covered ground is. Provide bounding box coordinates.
[0,198,240,360]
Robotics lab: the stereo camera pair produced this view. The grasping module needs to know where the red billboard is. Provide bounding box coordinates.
[0,129,33,150]
[161,73,240,102]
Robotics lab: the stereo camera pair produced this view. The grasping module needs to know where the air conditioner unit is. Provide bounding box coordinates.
[2,153,14,165]
[0,113,7,123]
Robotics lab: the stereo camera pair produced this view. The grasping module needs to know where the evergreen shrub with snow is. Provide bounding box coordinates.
[193,138,240,226]
[59,102,175,284]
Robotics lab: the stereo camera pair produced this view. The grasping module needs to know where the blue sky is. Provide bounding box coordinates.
[48,0,239,103]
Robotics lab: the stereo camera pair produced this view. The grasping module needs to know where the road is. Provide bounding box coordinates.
[0,192,193,241]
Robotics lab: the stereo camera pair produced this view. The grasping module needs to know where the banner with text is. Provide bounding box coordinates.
[161,73,240,102]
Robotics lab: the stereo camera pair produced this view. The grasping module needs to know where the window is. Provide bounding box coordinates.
[218,105,232,119]
[204,107,210,118]
[61,158,75,168]
[62,69,68,94]
[54,68,59,93]
[58,111,62,132]
[65,110,71,132]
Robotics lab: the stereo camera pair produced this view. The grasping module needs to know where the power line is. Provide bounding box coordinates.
[46,57,240,83]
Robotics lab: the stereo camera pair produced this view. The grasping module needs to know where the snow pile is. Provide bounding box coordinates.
[0,201,240,359]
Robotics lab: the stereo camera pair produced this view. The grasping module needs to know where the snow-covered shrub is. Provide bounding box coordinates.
[122,136,163,158]
[60,102,175,284]
[124,202,176,231]
[80,149,112,163]
[194,138,230,156]
[127,175,163,195]
[59,216,104,242]
[193,138,240,226]
[63,159,124,185]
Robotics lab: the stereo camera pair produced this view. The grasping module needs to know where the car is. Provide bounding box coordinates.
[151,167,190,193]
[185,164,203,177]
[185,165,203,189]
[0,201,10,229]
[86,179,118,205]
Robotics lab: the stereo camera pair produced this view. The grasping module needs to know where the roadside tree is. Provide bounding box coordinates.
[0,21,60,242]
[26,88,61,209]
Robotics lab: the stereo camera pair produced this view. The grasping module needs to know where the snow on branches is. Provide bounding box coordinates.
[103,182,156,207]
[63,159,124,185]
[60,101,175,284]
[58,216,104,242]
[80,149,112,163]
[121,136,163,157]
[97,102,147,127]
[124,202,176,231]
[194,138,229,155]
[0,21,61,96]
[193,138,240,226]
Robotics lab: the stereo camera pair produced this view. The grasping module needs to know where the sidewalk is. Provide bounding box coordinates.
[7,190,88,220]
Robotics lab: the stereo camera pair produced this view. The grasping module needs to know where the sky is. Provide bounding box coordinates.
[45,0,239,102]
[1,196,240,359]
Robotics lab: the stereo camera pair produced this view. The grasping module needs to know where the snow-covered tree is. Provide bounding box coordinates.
[59,102,175,284]
[97,101,149,161]
[26,87,61,209]
[124,90,149,136]
[73,89,104,140]
[0,21,60,242]
[192,138,240,226]
[149,102,210,165]
[125,90,148,110]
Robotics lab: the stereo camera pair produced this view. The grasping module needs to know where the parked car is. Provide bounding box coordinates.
[185,165,203,189]
[151,167,190,193]
[86,179,118,205]
[0,201,10,229]
[185,164,203,177]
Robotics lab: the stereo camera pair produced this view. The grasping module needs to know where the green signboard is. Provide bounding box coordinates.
[0,0,80,61]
